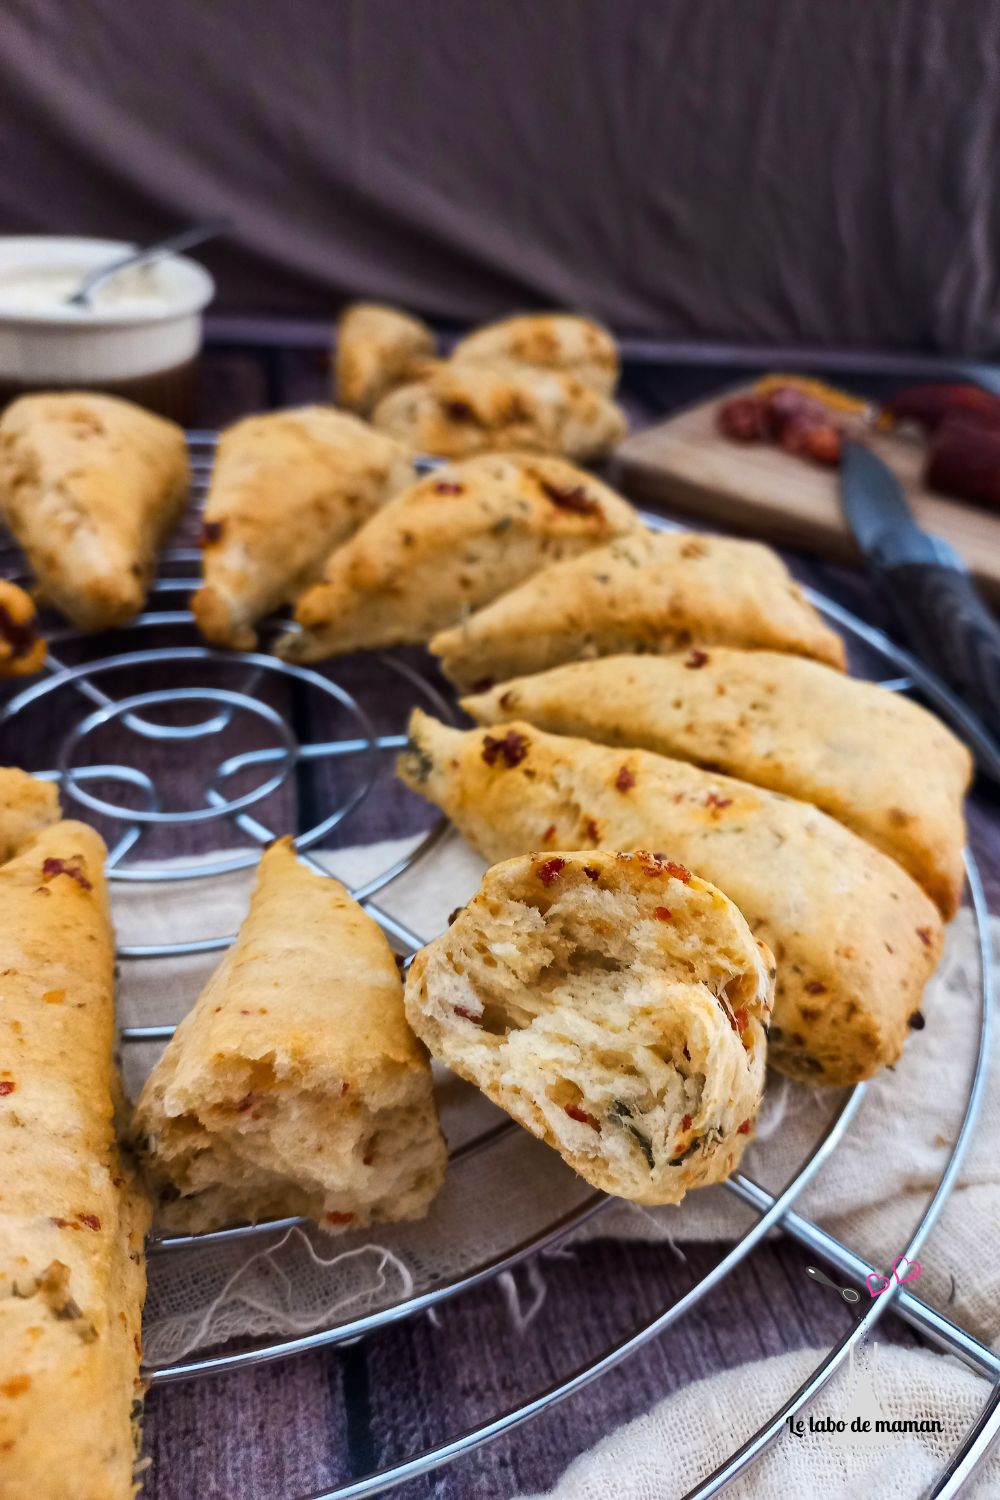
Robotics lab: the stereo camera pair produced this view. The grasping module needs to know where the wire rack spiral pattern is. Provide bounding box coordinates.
[1,434,997,1499]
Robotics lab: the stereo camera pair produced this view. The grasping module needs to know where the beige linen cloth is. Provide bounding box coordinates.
[118,831,999,1492]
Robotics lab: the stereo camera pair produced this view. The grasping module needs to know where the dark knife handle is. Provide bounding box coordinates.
[876,561,1000,739]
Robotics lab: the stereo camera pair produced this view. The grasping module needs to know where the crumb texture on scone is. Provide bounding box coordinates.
[0,391,190,630]
[278,452,638,663]
[405,851,772,1205]
[335,303,437,415]
[191,405,415,650]
[450,313,620,395]
[133,838,446,1234]
[0,766,61,862]
[0,820,150,1500]
[397,711,943,1087]
[463,650,971,918]
[430,529,846,687]
[370,360,627,461]
[0,579,45,677]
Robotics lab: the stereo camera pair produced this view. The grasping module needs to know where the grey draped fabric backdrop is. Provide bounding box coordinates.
[2,0,1000,348]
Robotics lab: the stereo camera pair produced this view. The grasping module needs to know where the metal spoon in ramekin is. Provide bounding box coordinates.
[65,219,229,308]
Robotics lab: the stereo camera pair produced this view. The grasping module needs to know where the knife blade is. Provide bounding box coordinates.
[841,440,1000,781]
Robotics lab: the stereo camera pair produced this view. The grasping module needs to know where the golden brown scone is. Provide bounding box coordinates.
[335,303,437,415]
[431,529,847,687]
[398,711,943,1087]
[277,453,639,663]
[405,851,772,1205]
[133,838,446,1234]
[463,651,972,919]
[0,767,60,862]
[451,313,620,395]
[0,392,189,630]
[370,361,627,461]
[191,406,416,650]
[0,820,150,1500]
[0,579,45,677]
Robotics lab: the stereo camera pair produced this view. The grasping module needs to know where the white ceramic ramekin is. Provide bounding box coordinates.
[0,236,216,419]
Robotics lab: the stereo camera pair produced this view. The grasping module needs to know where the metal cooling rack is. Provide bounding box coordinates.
[1,433,998,1499]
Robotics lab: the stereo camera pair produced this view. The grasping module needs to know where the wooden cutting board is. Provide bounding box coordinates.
[614,385,1000,602]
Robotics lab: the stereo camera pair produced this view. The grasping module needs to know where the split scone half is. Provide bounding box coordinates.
[463,650,973,919]
[0,579,45,677]
[0,391,189,630]
[450,313,620,396]
[334,303,437,415]
[405,852,772,1205]
[430,529,846,688]
[370,360,627,461]
[277,452,638,663]
[0,766,60,861]
[0,820,150,1500]
[398,711,944,1087]
[191,406,416,650]
[133,838,447,1234]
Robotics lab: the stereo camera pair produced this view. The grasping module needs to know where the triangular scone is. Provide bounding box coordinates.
[191,406,416,650]
[0,392,189,630]
[0,579,45,677]
[133,838,446,1234]
[0,766,60,861]
[405,851,772,1205]
[278,453,639,663]
[335,303,437,415]
[430,529,846,687]
[371,360,627,461]
[451,314,619,396]
[397,710,943,1087]
[463,651,972,919]
[0,820,150,1499]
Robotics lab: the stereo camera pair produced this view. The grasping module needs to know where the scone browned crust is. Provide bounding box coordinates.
[450,314,620,396]
[0,821,150,1500]
[335,303,437,415]
[133,838,446,1234]
[431,530,846,688]
[0,579,45,677]
[463,651,972,919]
[191,406,416,650]
[0,767,60,861]
[370,361,627,461]
[398,712,943,1087]
[277,453,638,663]
[405,851,772,1205]
[0,392,189,630]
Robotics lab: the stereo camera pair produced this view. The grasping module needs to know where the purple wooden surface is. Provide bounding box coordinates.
[2,341,994,1500]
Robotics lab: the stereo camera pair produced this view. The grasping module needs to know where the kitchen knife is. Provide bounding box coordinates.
[841,440,1000,780]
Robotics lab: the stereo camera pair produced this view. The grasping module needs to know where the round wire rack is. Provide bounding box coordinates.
[1,433,998,1499]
